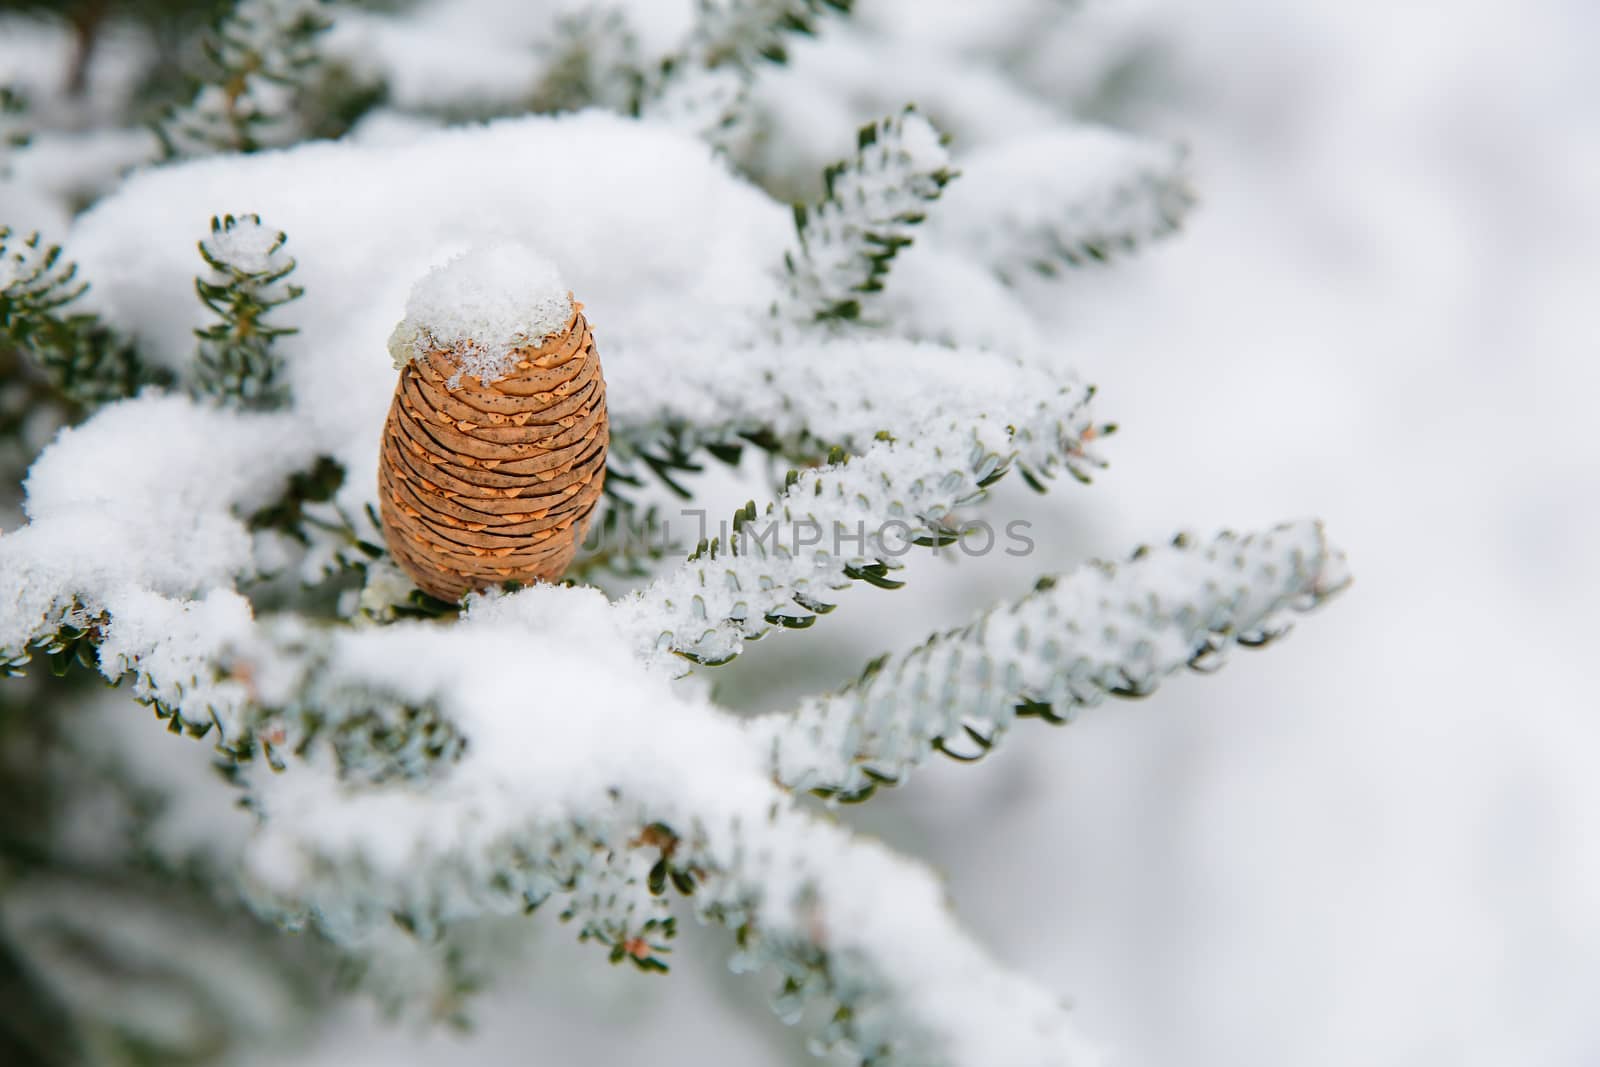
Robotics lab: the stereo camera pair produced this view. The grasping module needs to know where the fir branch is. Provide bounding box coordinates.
[0,227,159,409]
[221,635,468,786]
[683,0,855,72]
[620,371,1106,669]
[0,462,438,785]
[583,424,822,588]
[604,339,1088,509]
[0,680,328,1067]
[756,521,1352,801]
[157,0,332,158]
[220,600,1101,1065]
[931,126,1195,283]
[528,6,645,116]
[251,775,1097,1067]
[775,108,957,325]
[638,65,749,153]
[191,213,304,409]
[8,588,468,786]
[567,492,681,586]
[5,586,1091,1065]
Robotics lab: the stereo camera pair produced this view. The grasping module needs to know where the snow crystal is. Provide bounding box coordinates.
[387,243,572,386]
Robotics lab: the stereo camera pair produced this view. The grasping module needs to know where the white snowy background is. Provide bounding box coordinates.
[5,0,1598,1064]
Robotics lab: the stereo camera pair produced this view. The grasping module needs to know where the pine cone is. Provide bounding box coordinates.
[378,264,607,602]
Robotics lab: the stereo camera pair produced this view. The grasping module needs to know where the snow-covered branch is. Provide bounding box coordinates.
[158,0,332,158]
[529,6,646,116]
[0,96,1350,1065]
[192,214,304,410]
[755,521,1351,800]
[682,0,856,73]
[4,559,1107,1063]
[0,227,157,408]
[0,85,28,178]
[235,588,1099,1067]
[608,336,1097,474]
[775,109,956,325]
[619,362,1105,667]
[930,127,1194,283]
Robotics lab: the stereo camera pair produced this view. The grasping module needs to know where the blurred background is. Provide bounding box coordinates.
[3,1,1597,1065]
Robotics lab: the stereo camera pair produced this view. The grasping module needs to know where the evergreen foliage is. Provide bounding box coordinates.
[528,6,645,116]
[191,213,303,409]
[157,0,331,157]
[777,108,957,325]
[0,86,27,176]
[0,4,1348,1065]
[0,228,160,409]
[762,522,1350,801]
[0,674,325,1067]
[682,0,854,72]
[932,127,1196,283]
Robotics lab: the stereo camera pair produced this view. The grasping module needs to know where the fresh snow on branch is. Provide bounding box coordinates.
[0,395,316,664]
[620,363,1106,667]
[608,337,1093,471]
[0,100,1349,1066]
[930,126,1195,282]
[6,551,1112,1062]
[756,521,1352,800]
[0,85,28,178]
[776,108,956,325]
[67,114,789,450]
[682,0,856,72]
[0,227,156,408]
[193,214,304,409]
[158,0,332,158]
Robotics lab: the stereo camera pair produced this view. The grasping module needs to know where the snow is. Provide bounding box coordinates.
[759,520,1349,797]
[387,243,572,386]
[0,396,311,658]
[17,0,1560,1061]
[929,126,1193,280]
[232,580,1104,1066]
[619,356,1104,667]
[321,0,695,115]
[203,215,293,278]
[0,105,1161,1064]
[777,109,954,324]
[65,112,788,528]
[0,877,304,1047]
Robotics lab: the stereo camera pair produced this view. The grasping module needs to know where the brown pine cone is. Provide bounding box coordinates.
[378,291,607,602]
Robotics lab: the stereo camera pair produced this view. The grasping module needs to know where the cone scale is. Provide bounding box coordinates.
[378,297,607,601]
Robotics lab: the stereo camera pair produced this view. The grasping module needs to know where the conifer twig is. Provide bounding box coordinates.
[157,0,331,158]
[192,214,304,410]
[756,521,1351,800]
[776,108,957,325]
[0,227,157,408]
[931,126,1195,283]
